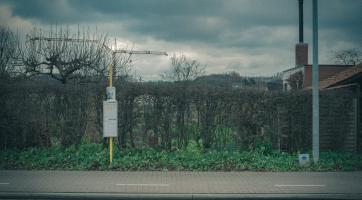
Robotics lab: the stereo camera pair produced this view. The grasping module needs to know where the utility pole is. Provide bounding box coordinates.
[312,0,319,163]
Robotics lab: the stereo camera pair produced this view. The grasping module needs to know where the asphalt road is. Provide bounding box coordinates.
[0,170,361,199]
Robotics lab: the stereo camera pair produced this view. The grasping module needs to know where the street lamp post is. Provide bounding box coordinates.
[312,0,319,163]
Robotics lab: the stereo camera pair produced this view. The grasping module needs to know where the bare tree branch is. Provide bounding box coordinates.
[112,45,134,80]
[0,25,21,78]
[332,48,361,65]
[21,26,111,83]
[162,53,205,81]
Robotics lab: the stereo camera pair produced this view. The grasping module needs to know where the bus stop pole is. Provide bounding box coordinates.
[109,64,113,164]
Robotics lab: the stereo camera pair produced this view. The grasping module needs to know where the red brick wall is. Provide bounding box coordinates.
[303,65,352,88]
[295,43,308,66]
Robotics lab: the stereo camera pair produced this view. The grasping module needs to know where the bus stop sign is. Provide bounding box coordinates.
[103,100,118,137]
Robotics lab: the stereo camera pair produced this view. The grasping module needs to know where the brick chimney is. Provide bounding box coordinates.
[295,0,308,66]
[296,43,308,66]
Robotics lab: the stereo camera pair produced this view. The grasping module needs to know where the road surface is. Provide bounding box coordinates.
[0,170,361,199]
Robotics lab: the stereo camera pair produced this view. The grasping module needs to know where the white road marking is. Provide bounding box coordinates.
[116,183,169,187]
[0,183,10,185]
[274,184,326,187]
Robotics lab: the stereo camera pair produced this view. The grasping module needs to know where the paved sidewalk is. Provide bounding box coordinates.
[0,170,361,199]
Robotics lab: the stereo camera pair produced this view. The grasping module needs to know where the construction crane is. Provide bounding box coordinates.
[113,50,167,56]
[26,35,168,75]
[27,35,168,60]
[110,49,167,77]
[26,35,99,43]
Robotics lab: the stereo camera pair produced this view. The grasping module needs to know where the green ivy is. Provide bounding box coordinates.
[1,144,361,171]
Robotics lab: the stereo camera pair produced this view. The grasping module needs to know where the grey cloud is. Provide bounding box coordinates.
[0,0,360,78]
[2,0,82,23]
[2,0,360,48]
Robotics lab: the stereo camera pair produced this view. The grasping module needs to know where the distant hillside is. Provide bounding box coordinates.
[194,73,280,89]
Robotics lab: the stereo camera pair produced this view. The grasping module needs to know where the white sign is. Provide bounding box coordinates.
[103,100,118,137]
[106,87,116,101]
[298,153,310,166]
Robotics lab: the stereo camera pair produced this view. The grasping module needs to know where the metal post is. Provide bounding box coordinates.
[298,0,304,43]
[357,84,360,153]
[112,52,116,80]
[312,0,319,163]
[109,63,113,164]
[109,64,113,88]
[110,137,113,164]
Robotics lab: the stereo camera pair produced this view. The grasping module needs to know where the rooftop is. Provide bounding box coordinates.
[319,63,362,89]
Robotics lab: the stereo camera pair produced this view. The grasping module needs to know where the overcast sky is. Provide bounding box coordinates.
[1,0,361,80]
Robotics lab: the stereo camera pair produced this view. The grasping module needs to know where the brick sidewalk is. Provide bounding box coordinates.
[1,171,361,199]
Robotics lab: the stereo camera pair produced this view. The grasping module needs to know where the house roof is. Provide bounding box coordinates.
[282,64,352,73]
[304,64,353,68]
[282,66,303,73]
[319,63,362,89]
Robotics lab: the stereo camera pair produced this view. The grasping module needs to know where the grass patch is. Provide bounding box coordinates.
[1,143,361,171]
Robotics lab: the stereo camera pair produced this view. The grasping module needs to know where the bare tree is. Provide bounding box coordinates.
[332,48,361,65]
[160,54,205,148]
[112,46,134,80]
[162,53,205,81]
[0,25,21,78]
[21,26,110,83]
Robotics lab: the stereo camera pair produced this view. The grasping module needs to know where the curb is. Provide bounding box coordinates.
[1,192,361,200]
